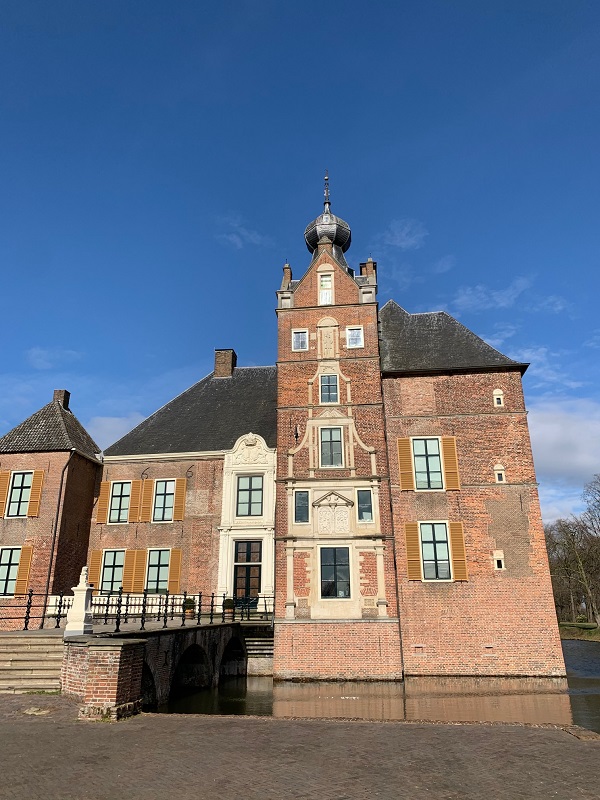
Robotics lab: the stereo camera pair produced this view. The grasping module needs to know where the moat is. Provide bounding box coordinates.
[160,640,600,732]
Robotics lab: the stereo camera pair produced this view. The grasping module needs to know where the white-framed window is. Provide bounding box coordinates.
[493,550,505,570]
[109,481,131,523]
[294,490,309,523]
[146,548,171,593]
[320,546,350,598]
[236,475,263,517]
[153,479,175,522]
[320,374,338,404]
[5,472,33,518]
[494,464,506,483]
[319,274,333,305]
[493,389,504,407]
[292,329,309,352]
[320,427,343,468]
[0,547,21,596]
[346,326,364,349]
[233,540,262,600]
[413,438,443,490]
[357,489,373,522]
[420,522,451,581]
[100,550,125,594]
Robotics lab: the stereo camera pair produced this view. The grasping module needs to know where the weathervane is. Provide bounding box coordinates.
[324,170,330,211]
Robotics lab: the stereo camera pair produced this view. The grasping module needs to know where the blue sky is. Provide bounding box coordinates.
[1,1,599,522]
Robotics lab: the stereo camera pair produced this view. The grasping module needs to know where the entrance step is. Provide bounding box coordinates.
[0,633,64,694]
[244,636,274,659]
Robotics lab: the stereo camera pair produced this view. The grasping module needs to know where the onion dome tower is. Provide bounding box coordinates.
[304,173,352,268]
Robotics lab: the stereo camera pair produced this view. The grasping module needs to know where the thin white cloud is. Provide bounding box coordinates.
[387,263,425,293]
[532,295,570,314]
[448,277,532,315]
[432,255,455,274]
[382,218,428,251]
[584,330,600,349]
[216,215,273,250]
[26,347,83,370]
[512,346,584,389]
[87,413,146,451]
[480,323,519,349]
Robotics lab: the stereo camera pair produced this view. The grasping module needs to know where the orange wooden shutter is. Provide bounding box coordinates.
[121,550,136,592]
[128,480,143,523]
[173,478,186,521]
[405,523,422,580]
[26,470,44,517]
[0,471,10,518]
[442,437,461,490]
[14,545,34,595]
[140,480,154,522]
[398,438,415,490]
[167,549,182,594]
[132,550,148,592]
[96,481,110,524]
[88,550,102,593]
[449,522,468,581]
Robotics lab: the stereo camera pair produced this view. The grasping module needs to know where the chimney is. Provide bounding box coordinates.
[214,349,237,378]
[280,262,292,290]
[359,257,377,280]
[53,389,71,410]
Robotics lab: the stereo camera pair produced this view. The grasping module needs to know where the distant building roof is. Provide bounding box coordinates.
[0,391,100,459]
[105,366,277,457]
[379,300,527,375]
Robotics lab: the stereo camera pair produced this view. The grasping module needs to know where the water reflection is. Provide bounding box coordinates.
[160,640,600,732]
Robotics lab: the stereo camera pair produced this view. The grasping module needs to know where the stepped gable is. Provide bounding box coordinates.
[379,300,528,375]
[0,391,100,459]
[105,365,277,456]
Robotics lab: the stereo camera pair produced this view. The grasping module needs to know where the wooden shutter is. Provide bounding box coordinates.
[26,470,44,517]
[173,478,186,521]
[14,545,34,595]
[140,480,155,522]
[121,550,136,592]
[397,438,415,490]
[96,481,110,524]
[88,550,102,593]
[132,550,148,593]
[0,471,10,518]
[405,523,422,580]
[449,522,468,581]
[128,480,143,523]
[167,549,182,594]
[442,437,461,490]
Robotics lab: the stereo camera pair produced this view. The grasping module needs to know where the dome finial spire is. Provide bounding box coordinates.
[324,170,330,212]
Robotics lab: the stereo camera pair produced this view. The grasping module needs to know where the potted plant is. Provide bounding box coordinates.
[223,597,235,620]
[183,597,196,620]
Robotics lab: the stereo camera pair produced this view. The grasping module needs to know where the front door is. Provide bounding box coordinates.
[233,540,262,601]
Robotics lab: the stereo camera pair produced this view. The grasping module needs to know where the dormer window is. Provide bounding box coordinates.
[319,275,333,306]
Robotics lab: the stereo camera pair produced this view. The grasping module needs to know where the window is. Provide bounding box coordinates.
[153,479,175,522]
[319,274,333,305]
[346,326,364,348]
[236,475,263,516]
[493,550,505,570]
[413,438,443,490]
[294,490,309,523]
[357,489,373,522]
[6,472,33,517]
[292,329,309,351]
[100,550,125,593]
[320,374,338,403]
[493,389,504,407]
[320,427,343,467]
[320,547,350,598]
[146,549,170,593]
[420,522,451,580]
[494,464,506,483]
[0,547,21,595]
[234,541,262,599]
[109,481,131,523]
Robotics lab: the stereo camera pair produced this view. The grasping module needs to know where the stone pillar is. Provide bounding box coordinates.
[61,637,146,720]
[64,567,93,637]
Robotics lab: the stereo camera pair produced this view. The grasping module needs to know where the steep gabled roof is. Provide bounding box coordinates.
[379,300,527,375]
[105,366,277,457]
[0,399,100,458]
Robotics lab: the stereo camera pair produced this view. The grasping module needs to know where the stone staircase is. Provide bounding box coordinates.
[243,626,274,676]
[0,633,64,693]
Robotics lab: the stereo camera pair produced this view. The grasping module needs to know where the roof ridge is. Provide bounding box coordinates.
[55,402,73,447]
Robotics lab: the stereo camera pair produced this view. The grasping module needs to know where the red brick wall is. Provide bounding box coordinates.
[88,457,224,595]
[383,370,565,676]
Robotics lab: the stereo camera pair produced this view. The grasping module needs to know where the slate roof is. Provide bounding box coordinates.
[105,366,277,457]
[0,400,100,459]
[379,300,527,375]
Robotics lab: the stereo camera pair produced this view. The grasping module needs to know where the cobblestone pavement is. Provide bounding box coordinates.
[1,693,598,800]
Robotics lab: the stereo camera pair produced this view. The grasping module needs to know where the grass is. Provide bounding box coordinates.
[24,690,61,695]
[559,622,600,640]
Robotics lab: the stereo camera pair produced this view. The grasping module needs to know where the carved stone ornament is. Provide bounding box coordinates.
[315,491,353,535]
[232,433,269,465]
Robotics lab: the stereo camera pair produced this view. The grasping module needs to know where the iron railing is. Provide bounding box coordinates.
[0,591,274,633]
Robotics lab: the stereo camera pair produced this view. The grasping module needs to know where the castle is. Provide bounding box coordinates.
[0,187,565,678]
